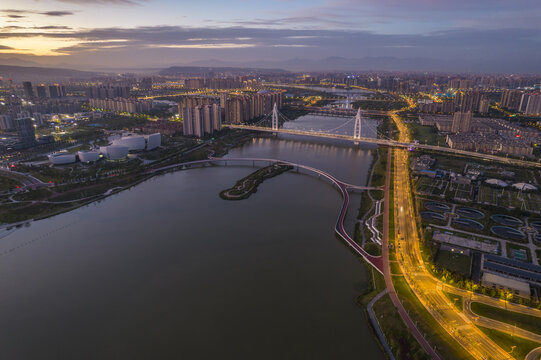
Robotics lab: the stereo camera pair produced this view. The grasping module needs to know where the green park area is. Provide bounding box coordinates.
[434,249,472,277]
[408,123,447,147]
[393,277,475,360]
[372,294,430,360]
[0,174,24,191]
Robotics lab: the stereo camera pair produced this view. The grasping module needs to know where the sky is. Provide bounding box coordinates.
[0,0,540,72]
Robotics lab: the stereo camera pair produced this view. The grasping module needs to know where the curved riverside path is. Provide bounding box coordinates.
[526,346,541,360]
[148,156,385,274]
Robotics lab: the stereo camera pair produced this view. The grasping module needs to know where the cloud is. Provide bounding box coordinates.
[0,45,14,49]
[0,25,539,72]
[42,11,74,16]
[1,9,74,17]
[55,0,144,4]
[34,25,73,30]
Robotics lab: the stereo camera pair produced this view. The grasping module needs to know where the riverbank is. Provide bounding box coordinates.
[0,130,254,225]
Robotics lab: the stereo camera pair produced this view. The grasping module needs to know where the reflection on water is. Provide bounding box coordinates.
[284,113,378,138]
[0,115,383,360]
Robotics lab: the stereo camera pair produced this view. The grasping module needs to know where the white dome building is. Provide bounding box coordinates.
[100,145,129,160]
[78,150,100,163]
[112,135,146,151]
[512,183,537,191]
[145,133,161,150]
[485,178,508,187]
[48,152,76,165]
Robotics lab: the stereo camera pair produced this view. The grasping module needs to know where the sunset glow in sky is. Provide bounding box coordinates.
[1,0,540,71]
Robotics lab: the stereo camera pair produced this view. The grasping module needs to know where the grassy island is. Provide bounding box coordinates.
[220,163,292,200]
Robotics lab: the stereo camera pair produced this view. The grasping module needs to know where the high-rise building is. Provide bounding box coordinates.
[36,85,47,99]
[455,91,482,112]
[15,117,36,148]
[479,96,490,114]
[32,113,44,126]
[519,93,532,113]
[18,111,31,119]
[223,91,283,123]
[22,81,34,98]
[451,111,473,133]
[140,77,153,90]
[183,104,221,137]
[88,98,152,113]
[523,93,541,115]
[85,85,130,99]
[0,115,14,130]
[500,90,523,110]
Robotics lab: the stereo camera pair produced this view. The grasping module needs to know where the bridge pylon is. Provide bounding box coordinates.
[353,108,362,144]
[271,103,279,131]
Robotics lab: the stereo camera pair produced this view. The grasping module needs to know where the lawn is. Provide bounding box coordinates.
[434,249,472,277]
[390,261,402,275]
[408,123,447,147]
[0,174,23,191]
[471,302,541,335]
[356,259,387,307]
[476,326,540,360]
[393,277,474,360]
[372,293,430,360]
[66,144,91,153]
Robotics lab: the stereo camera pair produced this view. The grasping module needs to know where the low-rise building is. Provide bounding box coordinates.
[481,272,531,298]
[433,231,498,254]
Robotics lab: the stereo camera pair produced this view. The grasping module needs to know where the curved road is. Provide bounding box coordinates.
[463,298,541,344]
[149,156,385,273]
[526,347,541,360]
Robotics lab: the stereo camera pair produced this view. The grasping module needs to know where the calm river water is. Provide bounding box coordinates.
[0,115,384,359]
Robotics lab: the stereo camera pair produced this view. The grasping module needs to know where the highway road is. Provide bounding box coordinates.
[381,143,442,359]
[390,110,515,360]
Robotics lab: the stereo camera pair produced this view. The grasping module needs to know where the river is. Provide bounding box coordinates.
[0,114,384,359]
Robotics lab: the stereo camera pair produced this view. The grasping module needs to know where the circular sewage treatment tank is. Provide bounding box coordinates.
[456,207,485,219]
[530,221,541,232]
[424,202,450,213]
[452,218,484,231]
[420,212,446,222]
[491,226,526,241]
[490,214,523,227]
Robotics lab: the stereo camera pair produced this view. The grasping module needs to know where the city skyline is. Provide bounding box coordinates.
[1,0,541,72]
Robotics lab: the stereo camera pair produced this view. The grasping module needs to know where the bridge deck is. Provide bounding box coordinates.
[226,124,541,169]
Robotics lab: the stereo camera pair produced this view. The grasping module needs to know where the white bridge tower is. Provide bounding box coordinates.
[353,108,362,142]
[271,102,279,131]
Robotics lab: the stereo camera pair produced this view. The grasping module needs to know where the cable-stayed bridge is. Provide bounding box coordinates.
[225,104,541,169]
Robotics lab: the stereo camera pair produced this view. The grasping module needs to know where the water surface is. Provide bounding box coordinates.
[0,115,383,360]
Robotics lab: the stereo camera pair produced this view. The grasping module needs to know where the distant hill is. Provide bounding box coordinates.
[174,56,541,74]
[159,66,288,76]
[0,64,97,82]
